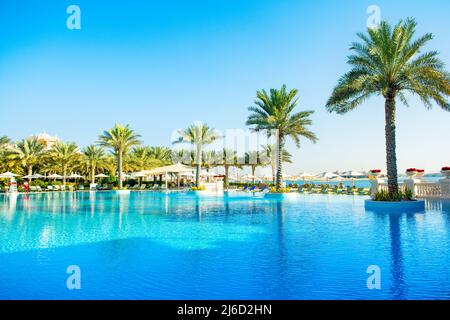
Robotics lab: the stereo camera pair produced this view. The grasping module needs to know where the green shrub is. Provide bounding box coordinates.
[374,188,415,202]
[270,187,291,194]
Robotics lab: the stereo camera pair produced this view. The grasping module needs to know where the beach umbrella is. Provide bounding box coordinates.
[295,172,314,182]
[296,172,314,179]
[282,173,293,180]
[342,170,367,186]
[47,173,63,179]
[0,172,20,178]
[241,174,262,182]
[316,172,342,180]
[180,172,195,177]
[341,170,366,178]
[130,172,147,178]
[200,171,217,177]
[95,173,109,178]
[67,173,84,179]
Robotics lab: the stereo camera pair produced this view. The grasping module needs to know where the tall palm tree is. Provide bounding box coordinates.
[173,122,220,186]
[326,19,450,195]
[14,138,47,176]
[261,144,292,184]
[247,85,318,190]
[83,145,106,184]
[98,124,141,189]
[50,142,80,186]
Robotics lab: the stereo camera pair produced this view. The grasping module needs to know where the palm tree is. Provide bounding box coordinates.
[247,85,318,190]
[173,122,220,186]
[202,150,219,172]
[149,146,172,165]
[0,136,20,173]
[14,138,46,176]
[0,136,10,150]
[130,146,154,171]
[219,149,238,190]
[50,142,80,186]
[171,149,192,165]
[261,144,292,184]
[98,124,141,189]
[83,145,106,184]
[326,19,450,195]
[244,151,265,183]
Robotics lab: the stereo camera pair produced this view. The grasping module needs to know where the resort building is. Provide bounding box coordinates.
[33,133,59,150]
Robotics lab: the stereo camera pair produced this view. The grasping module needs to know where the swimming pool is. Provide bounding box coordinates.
[0,191,449,300]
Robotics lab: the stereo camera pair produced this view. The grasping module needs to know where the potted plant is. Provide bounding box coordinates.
[441,167,450,179]
[369,169,381,179]
[406,168,418,178]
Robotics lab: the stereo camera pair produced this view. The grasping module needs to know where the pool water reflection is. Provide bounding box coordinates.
[0,191,449,299]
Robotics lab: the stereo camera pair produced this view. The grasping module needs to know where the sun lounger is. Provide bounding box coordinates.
[47,186,54,191]
[36,186,42,192]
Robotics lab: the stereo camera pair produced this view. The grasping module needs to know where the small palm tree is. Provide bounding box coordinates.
[244,151,265,183]
[219,149,238,190]
[98,124,141,189]
[0,136,10,150]
[13,138,46,176]
[0,136,21,173]
[171,149,192,165]
[173,122,220,186]
[83,145,106,183]
[202,150,219,172]
[247,85,318,190]
[130,147,154,171]
[261,144,292,184]
[50,142,80,186]
[326,19,450,195]
[148,146,172,165]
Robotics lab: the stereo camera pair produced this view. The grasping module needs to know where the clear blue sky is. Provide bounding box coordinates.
[1,0,449,174]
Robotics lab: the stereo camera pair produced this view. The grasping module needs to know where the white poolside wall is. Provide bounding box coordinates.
[370,178,450,199]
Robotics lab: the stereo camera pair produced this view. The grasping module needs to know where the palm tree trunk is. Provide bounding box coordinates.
[224,165,229,190]
[252,165,256,184]
[385,94,399,195]
[276,137,284,190]
[271,151,276,185]
[91,166,95,184]
[271,164,276,185]
[63,167,67,186]
[118,152,123,189]
[195,144,202,187]
[28,165,33,176]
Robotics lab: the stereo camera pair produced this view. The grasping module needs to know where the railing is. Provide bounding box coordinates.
[415,183,442,198]
[377,183,407,193]
[370,178,450,199]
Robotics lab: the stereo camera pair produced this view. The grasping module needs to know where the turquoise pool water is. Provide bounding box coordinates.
[0,191,449,300]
